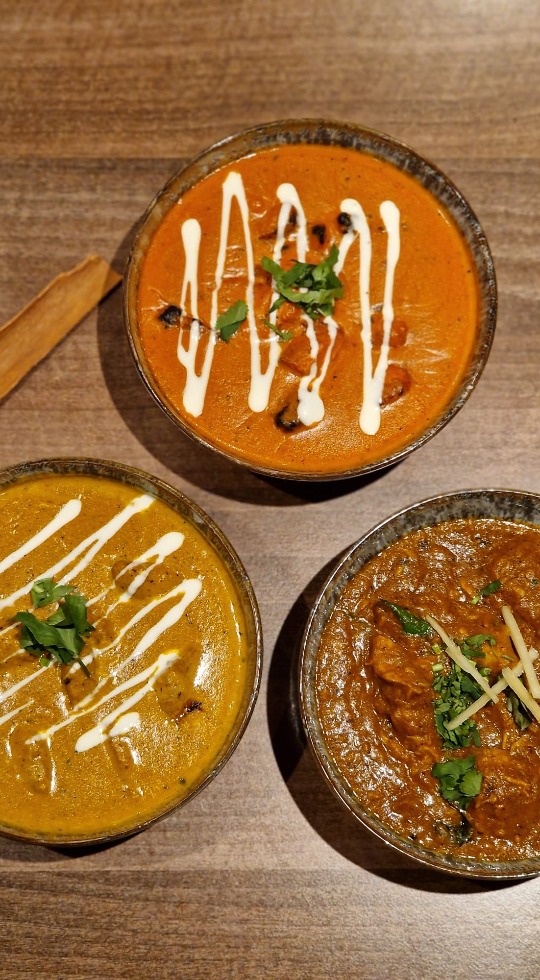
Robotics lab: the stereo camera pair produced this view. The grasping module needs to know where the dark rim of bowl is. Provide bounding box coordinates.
[299,488,540,879]
[123,118,497,483]
[0,457,263,848]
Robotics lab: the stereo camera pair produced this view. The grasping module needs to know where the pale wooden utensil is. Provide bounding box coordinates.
[0,255,121,403]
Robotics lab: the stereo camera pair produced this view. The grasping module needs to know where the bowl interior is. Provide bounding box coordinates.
[300,489,540,878]
[124,119,497,481]
[0,457,262,847]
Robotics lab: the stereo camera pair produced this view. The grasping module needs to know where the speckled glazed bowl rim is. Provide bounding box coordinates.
[0,457,263,848]
[299,488,540,879]
[123,118,497,483]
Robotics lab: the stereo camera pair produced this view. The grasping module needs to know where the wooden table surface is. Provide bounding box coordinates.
[1,2,539,977]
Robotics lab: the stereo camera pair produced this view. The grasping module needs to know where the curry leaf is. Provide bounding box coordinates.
[380,600,432,636]
[471,580,502,605]
[506,689,533,731]
[215,300,248,341]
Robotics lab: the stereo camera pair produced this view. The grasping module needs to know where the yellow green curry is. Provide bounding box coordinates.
[0,473,250,841]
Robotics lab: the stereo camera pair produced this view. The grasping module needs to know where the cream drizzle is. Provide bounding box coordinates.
[0,664,48,707]
[273,184,338,427]
[338,197,401,435]
[75,655,176,753]
[78,710,142,754]
[87,531,185,613]
[28,581,202,745]
[173,175,401,433]
[177,218,216,417]
[0,493,154,613]
[0,700,31,727]
[0,499,81,578]
[75,578,201,690]
[0,493,200,763]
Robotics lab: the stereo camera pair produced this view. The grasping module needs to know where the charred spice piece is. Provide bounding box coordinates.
[275,402,302,432]
[337,212,352,231]
[158,305,183,327]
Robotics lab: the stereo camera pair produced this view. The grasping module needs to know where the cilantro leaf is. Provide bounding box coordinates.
[432,756,483,811]
[262,317,293,342]
[380,600,432,636]
[31,578,75,608]
[432,661,483,749]
[215,300,248,341]
[14,580,94,677]
[261,245,344,321]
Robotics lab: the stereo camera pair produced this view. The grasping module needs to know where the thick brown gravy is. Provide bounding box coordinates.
[316,517,540,862]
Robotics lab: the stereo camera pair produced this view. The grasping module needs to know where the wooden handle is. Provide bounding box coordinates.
[0,255,122,403]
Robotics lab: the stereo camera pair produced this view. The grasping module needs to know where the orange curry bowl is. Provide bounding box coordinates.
[124,119,496,481]
[300,489,540,878]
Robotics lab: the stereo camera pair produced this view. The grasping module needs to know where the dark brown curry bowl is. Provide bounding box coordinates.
[124,119,497,480]
[0,458,262,847]
[299,489,540,879]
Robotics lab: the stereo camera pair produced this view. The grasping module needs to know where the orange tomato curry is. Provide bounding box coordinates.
[136,144,479,475]
[316,518,540,862]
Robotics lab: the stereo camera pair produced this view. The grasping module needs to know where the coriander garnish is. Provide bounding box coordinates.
[214,300,248,341]
[261,245,344,321]
[432,663,483,748]
[262,317,293,342]
[14,578,94,677]
[432,755,483,811]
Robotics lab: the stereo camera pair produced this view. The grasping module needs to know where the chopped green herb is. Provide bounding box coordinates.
[14,579,94,677]
[459,633,495,663]
[261,245,344,320]
[432,663,483,748]
[471,580,501,605]
[31,578,75,608]
[531,578,539,587]
[380,600,432,637]
[214,300,248,341]
[432,755,483,811]
[262,317,293,342]
[506,689,533,731]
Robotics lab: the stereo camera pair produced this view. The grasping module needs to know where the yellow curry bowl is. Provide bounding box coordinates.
[124,118,496,482]
[0,458,262,847]
[300,488,540,879]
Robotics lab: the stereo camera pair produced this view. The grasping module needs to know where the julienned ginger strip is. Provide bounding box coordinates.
[0,255,121,402]
[425,614,499,704]
[501,605,540,699]
[446,647,539,731]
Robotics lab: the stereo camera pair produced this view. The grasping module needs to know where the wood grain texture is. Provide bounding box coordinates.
[0,1,540,977]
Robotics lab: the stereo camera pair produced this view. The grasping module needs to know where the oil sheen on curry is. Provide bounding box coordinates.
[316,518,540,861]
[136,144,479,474]
[0,473,250,841]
